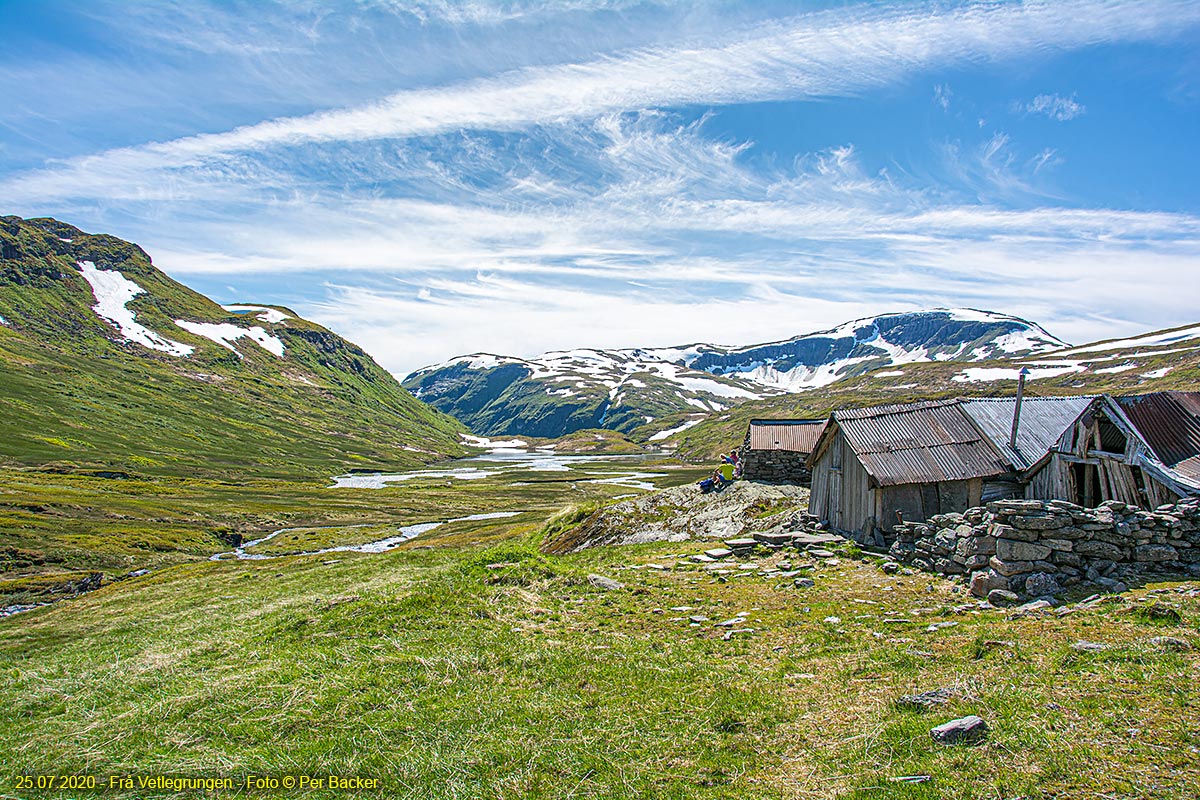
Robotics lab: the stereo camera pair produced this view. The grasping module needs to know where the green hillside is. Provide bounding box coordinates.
[0,215,466,481]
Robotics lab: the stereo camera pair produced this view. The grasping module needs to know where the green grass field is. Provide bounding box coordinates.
[2,462,1197,799]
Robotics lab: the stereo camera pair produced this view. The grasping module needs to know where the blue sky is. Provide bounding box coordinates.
[2,0,1198,376]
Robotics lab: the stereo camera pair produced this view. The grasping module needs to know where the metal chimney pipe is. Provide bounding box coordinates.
[1009,367,1030,450]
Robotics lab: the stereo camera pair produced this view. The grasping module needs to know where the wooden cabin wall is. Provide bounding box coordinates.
[1026,454,1075,501]
[877,478,980,540]
[808,432,873,539]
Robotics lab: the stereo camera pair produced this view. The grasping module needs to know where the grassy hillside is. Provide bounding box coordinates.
[2,507,1197,798]
[0,215,466,481]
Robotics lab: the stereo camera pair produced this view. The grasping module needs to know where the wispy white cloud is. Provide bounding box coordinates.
[4,0,1197,203]
[118,121,1200,374]
[934,83,953,111]
[1025,92,1087,121]
[5,1,1197,376]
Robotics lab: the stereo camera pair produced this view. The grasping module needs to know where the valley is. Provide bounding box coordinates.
[1,217,1197,799]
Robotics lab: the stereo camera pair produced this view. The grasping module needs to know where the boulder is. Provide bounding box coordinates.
[930,715,988,745]
[955,535,997,558]
[989,557,1037,577]
[969,569,1009,597]
[986,589,1020,607]
[1010,513,1069,531]
[1134,544,1178,562]
[990,523,1040,543]
[587,574,624,591]
[1076,541,1123,561]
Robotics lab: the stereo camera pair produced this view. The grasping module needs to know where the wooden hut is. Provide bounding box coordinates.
[739,419,826,483]
[1024,391,1200,508]
[959,395,1095,502]
[806,400,1009,544]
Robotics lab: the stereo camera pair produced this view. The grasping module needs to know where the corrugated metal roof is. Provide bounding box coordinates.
[1113,391,1200,482]
[833,399,1009,486]
[961,396,1095,471]
[747,419,827,453]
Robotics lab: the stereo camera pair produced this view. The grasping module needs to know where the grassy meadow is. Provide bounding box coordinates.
[1,457,1198,799]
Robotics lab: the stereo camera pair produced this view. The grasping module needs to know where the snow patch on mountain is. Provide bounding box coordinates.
[953,362,1086,383]
[174,320,285,358]
[1055,324,1200,357]
[77,261,194,357]
[649,418,704,441]
[224,304,291,324]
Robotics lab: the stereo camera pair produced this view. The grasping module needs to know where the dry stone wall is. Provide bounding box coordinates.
[889,498,1200,598]
[739,433,812,483]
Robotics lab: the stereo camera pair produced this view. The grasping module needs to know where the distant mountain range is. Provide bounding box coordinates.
[0,216,465,478]
[403,309,1068,438]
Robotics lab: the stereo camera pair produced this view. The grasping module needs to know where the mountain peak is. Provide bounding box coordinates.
[403,307,1065,438]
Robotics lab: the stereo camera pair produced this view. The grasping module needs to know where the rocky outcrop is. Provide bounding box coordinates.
[542,481,809,554]
[889,498,1200,598]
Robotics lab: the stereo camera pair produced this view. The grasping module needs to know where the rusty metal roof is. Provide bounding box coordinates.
[747,419,827,453]
[961,396,1095,471]
[832,399,1009,486]
[1113,391,1200,484]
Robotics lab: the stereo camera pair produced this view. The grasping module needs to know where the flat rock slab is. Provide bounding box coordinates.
[722,628,755,641]
[754,531,793,546]
[792,532,844,546]
[1070,640,1110,652]
[808,548,837,559]
[691,554,716,563]
[704,548,733,559]
[1148,636,1192,651]
[987,589,1021,607]
[724,538,758,550]
[930,715,988,745]
[587,574,624,591]
[896,687,959,710]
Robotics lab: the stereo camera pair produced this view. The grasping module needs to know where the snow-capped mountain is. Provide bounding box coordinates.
[403,309,1066,437]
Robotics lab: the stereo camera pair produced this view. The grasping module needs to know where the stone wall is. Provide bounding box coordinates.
[738,429,813,484]
[888,498,1200,599]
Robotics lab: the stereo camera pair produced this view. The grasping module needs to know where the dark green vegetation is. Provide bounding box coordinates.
[0,216,465,481]
[3,520,1197,799]
[403,355,755,439]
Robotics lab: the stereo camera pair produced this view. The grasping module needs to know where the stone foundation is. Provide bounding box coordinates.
[889,498,1200,598]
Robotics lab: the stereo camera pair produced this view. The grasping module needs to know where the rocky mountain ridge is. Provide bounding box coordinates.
[403,309,1066,438]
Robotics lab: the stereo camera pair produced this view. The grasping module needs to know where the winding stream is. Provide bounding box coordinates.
[211,512,523,561]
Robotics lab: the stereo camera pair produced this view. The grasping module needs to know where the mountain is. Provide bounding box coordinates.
[0,216,465,479]
[669,320,1200,461]
[403,309,1065,438]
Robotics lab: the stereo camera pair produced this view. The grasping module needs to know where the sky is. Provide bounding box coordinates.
[2,0,1199,377]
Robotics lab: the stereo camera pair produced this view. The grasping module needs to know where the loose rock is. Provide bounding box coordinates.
[587,574,624,591]
[930,715,988,745]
